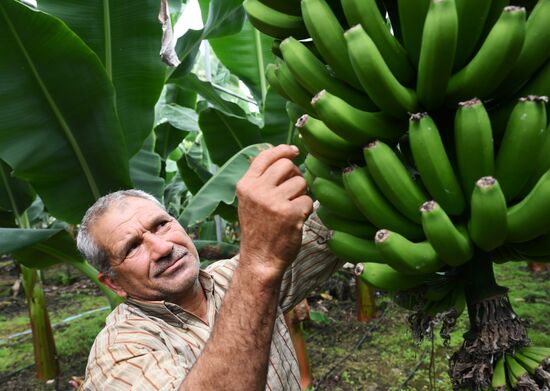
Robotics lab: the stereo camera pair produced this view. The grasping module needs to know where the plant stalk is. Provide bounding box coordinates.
[355,275,377,322]
[69,260,122,309]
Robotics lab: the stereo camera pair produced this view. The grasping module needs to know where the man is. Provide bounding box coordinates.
[77,145,343,390]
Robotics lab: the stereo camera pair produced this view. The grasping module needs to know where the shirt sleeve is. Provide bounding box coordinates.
[278,204,344,312]
[80,322,189,391]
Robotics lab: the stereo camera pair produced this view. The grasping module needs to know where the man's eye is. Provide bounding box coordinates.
[157,219,170,230]
[127,242,140,256]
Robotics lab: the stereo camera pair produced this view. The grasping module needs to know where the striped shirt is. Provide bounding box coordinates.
[81,215,342,391]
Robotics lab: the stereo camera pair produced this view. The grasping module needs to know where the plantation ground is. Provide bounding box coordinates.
[0,259,548,390]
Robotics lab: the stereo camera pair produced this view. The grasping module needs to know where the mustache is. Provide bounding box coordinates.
[152,246,188,277]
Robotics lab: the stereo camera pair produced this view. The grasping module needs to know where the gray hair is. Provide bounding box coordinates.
[76,190,163,275]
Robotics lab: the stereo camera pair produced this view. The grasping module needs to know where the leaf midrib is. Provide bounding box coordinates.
[1,3,101,199]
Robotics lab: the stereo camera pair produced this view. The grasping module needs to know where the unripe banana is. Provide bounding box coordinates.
[280,37,376,111]
[258,0,301,16]
[364,140,428,223]
[495,95,548,201]
[243,0,309,40]
[513,352,540,376]
[276,60,316,115]
[265,63,290,101]
[345,25,419,118]
[416,0,458,110]
[327,230,384,263]
[286,101,305,125]
[397,0,430,68]
[304,154,343,185]
[512,232,550,258]
[317,205,378,239]
[454,98,494,198]
[493,0,550,98]
[507,169,550,243]
[354,262,429,292]
[301,0,360,85]
[446,6,526,102]
[469,177,508,251]
[304,168,315,188]
[491,356,507,390]
[295,114,362,165]
[420,201,473,266]
[409,113,465,215]
[506,355,528,390]
[342,165,424,240]
[341,0,414,84]
[452,0,493,71]
[525,122,550,191]
[480,0,510,41]
[375,229,445,275]
[311,177,366,221]
[311,90,405,146]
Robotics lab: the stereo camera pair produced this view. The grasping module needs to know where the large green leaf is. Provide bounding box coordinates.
[0,228,62,255]
[171,73,246,116]
[170,0,245,79]
[37,0,166,156]
[0,159,35,217]
[130,134,165,201]
[199,108,263,166]
[261,88,292,146]
[0,1,132,224]
[209,19,274,101]
[178,143,269,227]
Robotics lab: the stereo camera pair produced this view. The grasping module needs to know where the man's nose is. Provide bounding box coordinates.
[143,231,173,260]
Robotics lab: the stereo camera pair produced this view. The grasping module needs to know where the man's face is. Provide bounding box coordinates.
[91,197,201,303]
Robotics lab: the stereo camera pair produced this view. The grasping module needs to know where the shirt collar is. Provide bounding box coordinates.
[125,270,214,328]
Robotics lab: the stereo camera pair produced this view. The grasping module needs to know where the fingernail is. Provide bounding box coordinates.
[290,145,299,153]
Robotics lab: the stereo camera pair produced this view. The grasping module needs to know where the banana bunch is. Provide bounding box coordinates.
[488,347,550,390]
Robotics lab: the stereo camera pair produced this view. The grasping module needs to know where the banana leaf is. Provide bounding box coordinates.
[261,88,293,146]
[170,0,245,79]
[0,159,35,217]
[199,108,263,166]
[178,143,269,227]
[0,0,132,224]
[129,134,165,201]
[0,228,62,257]
[209,18,274,102]
[37,0,166,157]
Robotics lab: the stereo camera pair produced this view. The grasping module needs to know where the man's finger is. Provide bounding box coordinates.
[276,176,308,200]
[262,158,302,186]
[290,194,314,219]
[247,145,300,177]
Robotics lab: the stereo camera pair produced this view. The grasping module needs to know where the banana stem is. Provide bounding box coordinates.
[355,275,377,322]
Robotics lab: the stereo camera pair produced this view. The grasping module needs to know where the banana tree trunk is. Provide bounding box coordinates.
[355,275,377,322]
[20,264,58,381]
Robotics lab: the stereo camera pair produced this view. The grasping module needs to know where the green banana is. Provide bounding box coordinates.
[310,177,366,220]
[286,101,306,125]
[280,37,376,111]
[276,60,317,115]
[505,355,528,389]
[342,165,425,240]
[243,0,309,40]
[454,98,495,198]
[469,177,508,251]
[304,154,343,185]
[507,169,550,243]
[409,113,465,215]
[295,114,362,165]
[480,0,510,42]
[424,280,455,301]
[525,122,550,191]
[311,90,405,146]
[520,346,550,358]
[397,0,430,68]
[265,63,290,101]
[364,140,428,223]
[257,0,302,16]
[495,96,548,202]
[453,0,494,71]
[420,201,473,266]
[327,230,384,263]
[446,6,527,102]
[341,0,414,84]
[304,168,315,188]
[512,232,550,257]
[514,352,540,376]
[317,205,378,239]
[493,0,550,97]
[354,262,429,292]
[375,229,445,275]
[345,25,419,118]
[492,355,507,390]
[301,0,360,86]
[416,0,458,110]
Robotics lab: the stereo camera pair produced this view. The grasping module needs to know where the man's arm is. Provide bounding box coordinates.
[179,144,312,391]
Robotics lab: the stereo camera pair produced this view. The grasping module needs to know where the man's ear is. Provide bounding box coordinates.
[98,272,127,298]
